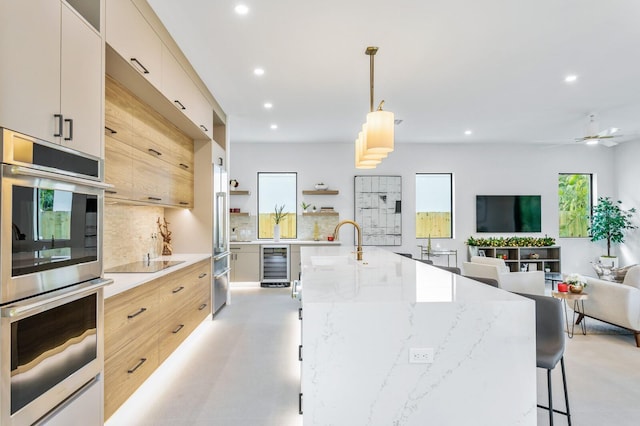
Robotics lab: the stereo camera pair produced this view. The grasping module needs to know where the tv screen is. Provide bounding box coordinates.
[476,195,541,233]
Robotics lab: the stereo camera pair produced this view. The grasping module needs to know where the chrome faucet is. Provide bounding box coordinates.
[332,220,363,261]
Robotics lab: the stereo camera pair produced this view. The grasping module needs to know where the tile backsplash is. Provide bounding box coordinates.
[230,214,339,242]
[104,204,165,269]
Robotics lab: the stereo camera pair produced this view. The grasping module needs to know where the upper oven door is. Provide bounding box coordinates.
[0,164,108,304]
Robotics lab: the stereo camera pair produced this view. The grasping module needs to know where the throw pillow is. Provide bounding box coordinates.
[615,264,639,284]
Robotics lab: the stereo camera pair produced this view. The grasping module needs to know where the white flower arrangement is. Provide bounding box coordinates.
[565,273,587,287]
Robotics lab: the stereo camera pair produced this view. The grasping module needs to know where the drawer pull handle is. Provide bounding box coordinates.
[127,307,147,319]
[54,114,63,137]
[128,358,147,374]
[105,126,117,134]
[174,99,186,110]
[147,196,162,201]
[199,124,209,132]
[172,324,185,334]
[198,303,207,311]
[299,393,303,415]
[198,273,207,279]
[105,190,118,194]
[298,307,303,320]
[130,57,149,74]
[298,344,303,361]
[172,286,185,294]
[179,163,189,169]
[148,148,162,156]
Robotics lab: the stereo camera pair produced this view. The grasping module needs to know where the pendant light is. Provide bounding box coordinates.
[355,46,394,168]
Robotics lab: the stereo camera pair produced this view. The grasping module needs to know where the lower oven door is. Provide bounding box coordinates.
[0,280,106,426]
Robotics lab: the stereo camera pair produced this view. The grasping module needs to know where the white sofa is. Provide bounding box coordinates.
[580,265,640,347]
[462,256,546,295]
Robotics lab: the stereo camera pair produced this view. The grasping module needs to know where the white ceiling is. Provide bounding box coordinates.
[147,0,640,146]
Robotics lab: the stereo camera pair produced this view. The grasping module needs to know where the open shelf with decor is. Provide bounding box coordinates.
[230,212,249,217]
[475,246,561,273]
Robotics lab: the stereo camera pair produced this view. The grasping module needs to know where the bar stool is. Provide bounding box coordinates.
[515,292,571,426]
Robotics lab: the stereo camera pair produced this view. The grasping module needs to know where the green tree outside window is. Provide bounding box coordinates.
[558,174,592,237]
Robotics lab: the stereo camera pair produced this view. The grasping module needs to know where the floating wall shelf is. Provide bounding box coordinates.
[230,212,249,216]
[302,211,339,216]
[302,190,339,195]
[230,190,250,195]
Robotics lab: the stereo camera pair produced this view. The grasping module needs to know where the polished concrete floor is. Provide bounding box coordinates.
[107,286,640,426]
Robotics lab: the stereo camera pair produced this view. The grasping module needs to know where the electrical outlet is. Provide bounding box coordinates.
[409,347,434,364]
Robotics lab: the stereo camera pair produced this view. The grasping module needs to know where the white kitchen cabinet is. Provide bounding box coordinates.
[60,3,103,158]
[106,0,162,88]
[161,45,213,139]
[230,245,260,282]
[0,0,103,158]
[290,245,302,281]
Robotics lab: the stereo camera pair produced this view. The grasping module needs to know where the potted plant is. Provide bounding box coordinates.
[565,273,587,294]
[273,204,287,242]
[589,197,637,267]
[301,201,310,213]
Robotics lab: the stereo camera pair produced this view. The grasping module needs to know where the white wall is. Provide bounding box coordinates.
[230,141,621,276]
[614,140,640,266]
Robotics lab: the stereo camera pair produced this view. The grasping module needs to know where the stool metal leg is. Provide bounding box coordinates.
[547,369,554,426]
[561,357,572,426]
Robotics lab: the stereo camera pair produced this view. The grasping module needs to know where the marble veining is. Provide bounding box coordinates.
[300,246,536,425]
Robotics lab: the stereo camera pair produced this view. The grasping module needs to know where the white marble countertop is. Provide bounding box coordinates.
[301,245,526,304]
[103,253,211,298]
[230,240,341,246]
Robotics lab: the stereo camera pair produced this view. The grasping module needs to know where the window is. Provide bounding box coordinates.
[415,173,453,238]
[558,173,592,238]
[257,172,297,239]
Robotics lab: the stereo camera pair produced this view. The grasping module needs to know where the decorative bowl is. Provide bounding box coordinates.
[569,284,584,294]
[314,183,328,190]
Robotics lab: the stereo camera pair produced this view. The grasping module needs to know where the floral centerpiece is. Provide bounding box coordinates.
[565,273,587,293]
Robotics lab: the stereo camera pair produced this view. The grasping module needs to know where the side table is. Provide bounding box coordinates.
[552,291,589,338]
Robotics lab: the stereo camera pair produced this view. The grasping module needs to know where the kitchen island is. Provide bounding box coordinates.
[299,246,536,425]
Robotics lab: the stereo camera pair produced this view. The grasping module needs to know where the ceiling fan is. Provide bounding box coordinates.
[574,113,622,147]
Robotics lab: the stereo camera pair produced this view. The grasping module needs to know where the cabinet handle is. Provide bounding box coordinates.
[199,124,209,132]
[198,273,207,279]
[54,114,63,137]
[64,118,73,141]
[148,148,162,156]
[127,307,147,319]
[174,99,186,110]
[179,201,189,206]
[179,163,189,169]
[298,307,303,320]
[198,303,207,311]
[298,344,303,361]
[298,393,303,415]
[172,324,185,334]
[172,286,185,294]
[148,196,162,201]
[105,126,117,134]
[127,358,147,374]
[105,189,118,194]
[130,58,149,74]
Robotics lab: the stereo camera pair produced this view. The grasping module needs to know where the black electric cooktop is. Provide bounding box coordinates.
[104,260,184,273]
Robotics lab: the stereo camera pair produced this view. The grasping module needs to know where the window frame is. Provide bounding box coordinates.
[257,172,298,240]
[558,173,594,238]
[415,173,454,239]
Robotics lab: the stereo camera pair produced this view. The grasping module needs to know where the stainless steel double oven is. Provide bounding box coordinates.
[0,128,111,425]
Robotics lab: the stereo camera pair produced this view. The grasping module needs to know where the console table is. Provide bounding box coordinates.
[418,246,458,267]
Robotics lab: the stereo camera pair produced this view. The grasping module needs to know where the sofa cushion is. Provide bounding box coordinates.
[470,256,510,273]
[622,265,640,290]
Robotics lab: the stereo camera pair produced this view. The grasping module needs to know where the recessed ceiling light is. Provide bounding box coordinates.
[254,68,265,76]
[234,4,249,15]
[464,130,472,135]
[565,75,578,83]
[270,124,278,130]
[264,102,273,109]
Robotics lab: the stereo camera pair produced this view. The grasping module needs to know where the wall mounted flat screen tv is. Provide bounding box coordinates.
[476,195,541,233]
